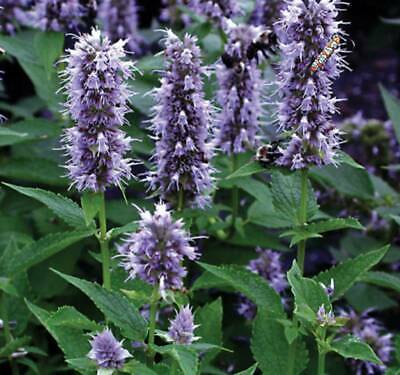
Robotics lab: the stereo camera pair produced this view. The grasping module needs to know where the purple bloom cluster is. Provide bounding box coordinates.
[250,0,285,31]
[167,305,199,344]
[215,21,263,154]
[97,0,141,54]
[148,30,213,208]
[338,309,393,374]
[88,329,131,369]
[276,0,346,170]
[118,203,198,292]
[186,0,241,26]
[237,248,287,320]
[61,28,134,192]
[34,0,86,32]
[0,0,32,35]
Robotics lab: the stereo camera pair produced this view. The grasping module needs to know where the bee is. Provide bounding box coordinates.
[255,141,283,166]
[246,29,277,63]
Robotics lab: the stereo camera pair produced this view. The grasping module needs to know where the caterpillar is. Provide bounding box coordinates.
[310,34,340,75]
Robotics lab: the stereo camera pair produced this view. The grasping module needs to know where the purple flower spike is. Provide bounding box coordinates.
[0,0,32,35]
[34,0,86,32]
[338,309,393,374]
[167,305,200,345]
[88,329,132,369]
[250,0,285,30]
[60,28,135,192]
[215,21,263,154]
[148,30,214,208]
[276,0,347,169]
[237,248,287,320]
[97,0,141,54]
[186,0,241,26]
[118,203,199,292]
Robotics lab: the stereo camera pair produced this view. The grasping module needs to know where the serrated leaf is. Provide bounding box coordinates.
[66,357,97,373]
[380,84,400,144]
[281,218,364,247]
[34,31,64,79]
[331,335,382,364]
[251,310,308,375]
[335,151,365,169]
[234,364,258,375]
[197,263,284,318]
[314,246,390,301]
[53,270,147,341]
[360,271,400,294]
[0,230,94,276]
[271,171,318,226]
[26,300,90,360]
[107,221,138,239]
[226,161,266,179]
[152,344,198,375]
[3,183,86,228]
[48,306,101,331]
[81,192,102,226]
[122,359,158,375]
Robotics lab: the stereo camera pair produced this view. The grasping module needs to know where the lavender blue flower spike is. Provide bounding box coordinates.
[118,203,199,293]
[0,0,32,35]
[148,30,214,208]
[276,0,347,169]
[88,329,132,369]
[237,248,287,320]
[167,305,200,345]
[186,0,241,26]
[338,309,393,374]
[61,28,135,192]
[97,0,141,54]
[34,0,86,32]
[215,21,263,154]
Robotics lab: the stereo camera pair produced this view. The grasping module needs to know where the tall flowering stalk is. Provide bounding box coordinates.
[61,28,135,289]
[97,0,141,55]
[34,0,86,32]
[167,305,199,344]
[0,0,32,35]
[149,30,213,209]
[276,0,346,170]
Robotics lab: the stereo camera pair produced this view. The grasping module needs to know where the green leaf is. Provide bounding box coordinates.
[197,263,284,318]
[226,161,266,179]
[271,171,318,226]
[3,183,86,228]
[380,84,400,144]
[34,31,64,79]
[234,364,258,375]
[0,336,30,357]
[48,306,101,331]
[331,335,382,364]
[0,277,19,297]
[53,270,147,341]
[360,271,400,294]
[251,310,308,375]
[0,230,94,276]
[287,261,330,320]
[197,298,223,366]
[107,221,138,239]
[152,344,198,375]
[26,300,90,360]
[310,163,374,199]
[281,218,364,247]
[81,192,103,226]
[122,359,158,375]
[335,151,365,169]
[314,245,390,301]
[66,357,97,373]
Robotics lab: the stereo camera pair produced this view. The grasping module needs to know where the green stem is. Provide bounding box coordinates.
[98,192,111,290]
[147,286,159,365]
[297,168,309,274]
[317,329,327,375]
[171,359,178,374]
[230,154,239,236]
[177,189,184,212]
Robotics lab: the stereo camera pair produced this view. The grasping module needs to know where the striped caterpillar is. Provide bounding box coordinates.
[310,34,340,75]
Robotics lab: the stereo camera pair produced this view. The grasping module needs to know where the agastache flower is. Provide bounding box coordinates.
[88,329,132,369]
[250,0,285,31]
[317,304,336,327]
[237,248,288,320]
[34,0,86,32]
[186,0,241,26]
[118,203,199,293]
[0,0,32,35]
[97,0,141,54]
[148,30,214,208]
[167,305,200,344]
[60,28,135,192]
[276,0,347,169]
[338,309,393,374]
[215,21,263,154]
